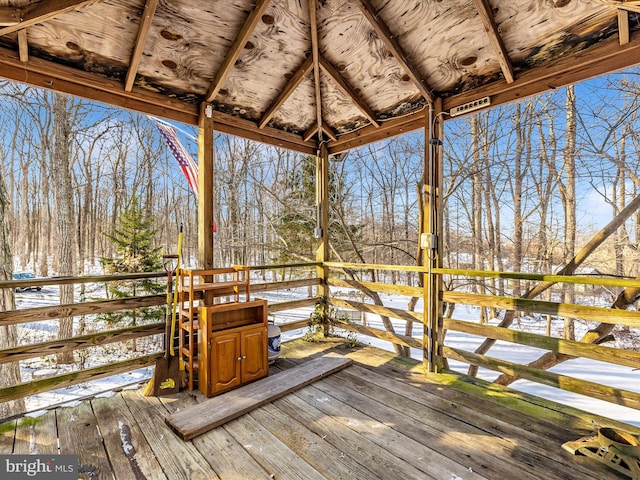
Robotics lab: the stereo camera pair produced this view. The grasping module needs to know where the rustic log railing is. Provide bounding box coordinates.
[325,262,640,416]
[0,263,320,414]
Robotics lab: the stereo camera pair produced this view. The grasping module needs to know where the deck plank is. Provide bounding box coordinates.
[321,369,588,480]
[250,402,385,479]
[337,363,616,478]
[14,411,57,455]
[166,355,352,440]
[1,339,635,480]
[0,419,15,453]
[292,383,489,479]
[121,389,221,480]
[160,391,275,479]
[57,401,115,479]
[274,389,443,479]
[92,393,168,480]
[223,414,327,480]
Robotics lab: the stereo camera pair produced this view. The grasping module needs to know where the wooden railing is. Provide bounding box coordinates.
[0,263,320,416]
[4,261,638,420]
[324,262,640,416]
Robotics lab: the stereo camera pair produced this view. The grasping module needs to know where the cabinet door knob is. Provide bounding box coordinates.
[237,357,242,361]
[242,355,247,360]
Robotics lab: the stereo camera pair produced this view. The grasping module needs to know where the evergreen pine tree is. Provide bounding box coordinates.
[100,194,164,331]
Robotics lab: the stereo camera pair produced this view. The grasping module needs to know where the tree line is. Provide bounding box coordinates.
[1,71,639,320]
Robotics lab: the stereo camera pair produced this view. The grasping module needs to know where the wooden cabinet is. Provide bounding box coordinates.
[198,299,268,396]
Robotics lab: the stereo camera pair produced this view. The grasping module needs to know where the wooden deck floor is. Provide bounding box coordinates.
[0,338,637,479]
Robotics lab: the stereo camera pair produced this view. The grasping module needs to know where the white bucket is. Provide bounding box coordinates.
[268,322,281,363]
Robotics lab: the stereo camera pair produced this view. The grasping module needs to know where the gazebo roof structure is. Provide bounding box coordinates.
[0,0,638,154]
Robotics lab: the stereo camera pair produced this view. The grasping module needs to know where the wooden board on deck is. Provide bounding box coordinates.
[166,354,353,440]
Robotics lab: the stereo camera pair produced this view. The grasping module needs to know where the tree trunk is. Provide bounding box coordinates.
[0,166,25,417]
[468,189,640,377]
[52,93,76,364]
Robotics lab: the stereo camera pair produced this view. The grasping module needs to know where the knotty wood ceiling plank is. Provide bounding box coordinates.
[330,37,640,154]
[319,55,379,128]
[357,0,434,104]
[0,45,315,154]
[204,0,272,103]
[259,56,313,129]
[473,0,514,84]
[0,0,102,37]
[125,0,159,92]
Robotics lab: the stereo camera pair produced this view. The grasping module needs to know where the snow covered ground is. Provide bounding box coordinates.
[12,287,640,428]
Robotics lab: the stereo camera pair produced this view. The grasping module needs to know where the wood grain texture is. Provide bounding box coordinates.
[25,0,142,74]
[138,0,250,98]
[57,401,114,479]
[122,389,222,479]
[0,339,635,479]
[13,411,57,455]
[166,355,353,440]
[92,393,168,480]
[216,1,311,120]
[318,0,421,117]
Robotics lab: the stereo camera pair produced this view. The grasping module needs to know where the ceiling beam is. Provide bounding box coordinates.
[303,123,337,142]
[309,0,324,143]
[473,0,514,84]
[0,0,101,37]
[319,55,379,128]
[330,36,640,154]
[125,0,158,92]
[0,7,19,26]
[0,45,316,155]
[204,0,271,103]
[259,56,313,129]
[17,30,28,62]
[357,0,434,104]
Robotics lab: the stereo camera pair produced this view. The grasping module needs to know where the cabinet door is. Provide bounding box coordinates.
[241,328,267,383]
[211,331,241,394]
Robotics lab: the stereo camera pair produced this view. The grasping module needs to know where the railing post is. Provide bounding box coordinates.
[315,143,330,335]
[424,98,444,373]
[198,102,215,271]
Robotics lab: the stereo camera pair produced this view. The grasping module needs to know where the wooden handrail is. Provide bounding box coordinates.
[0,266,320,413]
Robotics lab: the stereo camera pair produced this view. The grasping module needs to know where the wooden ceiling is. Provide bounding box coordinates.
[0,0,639,155]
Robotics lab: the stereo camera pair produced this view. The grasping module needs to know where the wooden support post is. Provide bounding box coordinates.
[197,102,215,271]
[424,97,444,373]
[315,143,330,335]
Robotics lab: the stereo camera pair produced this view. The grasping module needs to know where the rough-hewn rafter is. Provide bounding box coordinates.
[125,0,158,92]
[259,56,313,129]
[0,7,19,26]
[330,37,640,154]
[357,0,434,104]
[619,9,630,45]
[473,0,514,84]
[204,0,271,103]
[0,45,316,154]
[319,55,379,128]
[17,30,28,62]
[304,124,337,142]
[0,0,101,36]
[309,0,324,142]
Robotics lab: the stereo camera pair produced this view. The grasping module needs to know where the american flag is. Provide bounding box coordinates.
[155,121,199,196]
